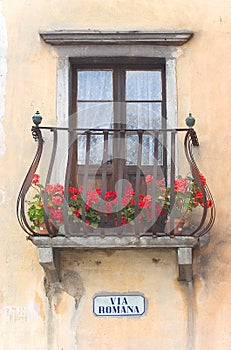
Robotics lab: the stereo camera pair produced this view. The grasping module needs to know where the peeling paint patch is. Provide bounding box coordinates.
[0,306,32,323]
[0,189,5,205]
[0,3,7,157]
[30,292,45,320]
[0,299,45,323]
[1,306,29,322]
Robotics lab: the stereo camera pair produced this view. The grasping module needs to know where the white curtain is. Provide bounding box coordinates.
[77,70,163,165]
[125,71,163,165]
[77,70,113,164]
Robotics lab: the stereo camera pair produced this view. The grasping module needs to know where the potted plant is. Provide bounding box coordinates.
[163,173,213,234]
[26,174,64,234]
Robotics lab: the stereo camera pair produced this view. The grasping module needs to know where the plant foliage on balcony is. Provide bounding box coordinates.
[26,173,213,233]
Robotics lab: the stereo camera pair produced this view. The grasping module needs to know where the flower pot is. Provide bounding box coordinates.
[37,222,48,234]
[36,220,57,236]
[173,218,186,234]
[166,218,186,235]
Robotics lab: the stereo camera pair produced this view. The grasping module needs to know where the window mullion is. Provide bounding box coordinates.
[112,68,126,187]
[113,67,126,127]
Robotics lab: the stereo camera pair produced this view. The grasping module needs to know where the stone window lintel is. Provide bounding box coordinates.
[39,30,194,46]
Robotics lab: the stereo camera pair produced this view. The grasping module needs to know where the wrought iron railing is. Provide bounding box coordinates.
[17,117,215,240]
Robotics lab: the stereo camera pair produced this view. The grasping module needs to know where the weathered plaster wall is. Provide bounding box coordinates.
[0,0,230,349]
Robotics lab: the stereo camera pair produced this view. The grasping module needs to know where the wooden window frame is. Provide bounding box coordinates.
[69,58,167,189]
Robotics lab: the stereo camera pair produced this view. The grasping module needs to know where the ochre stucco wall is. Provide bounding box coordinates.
[0,1,230,349]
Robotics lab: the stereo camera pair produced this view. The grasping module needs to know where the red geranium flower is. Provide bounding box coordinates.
[73,209,80,217]
[96,188,101,195]
[105,191,117,201]
[68,187,78,195]
[121,196,130,206]
[174,178,188,193]
[52,195,64,206]
[46,184,54,193]
[32,174,40,185]
[200,199,213,208]
[53,184,64,195]
[196,191,203,199]
[125,188,135,197]
[199,173,206,186]
[145,174,153,184]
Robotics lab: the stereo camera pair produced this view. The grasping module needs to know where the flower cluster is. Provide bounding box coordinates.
[68,178,166,228]
[27,172,213,232]
[27,174,64,230]
[45,183,64,224]
[163,173,213,219]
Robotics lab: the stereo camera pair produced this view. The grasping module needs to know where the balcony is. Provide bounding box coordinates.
[17,114,215,282]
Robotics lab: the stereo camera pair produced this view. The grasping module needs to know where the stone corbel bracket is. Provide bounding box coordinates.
[37,247,64,303]
[178,247,193,282]
[38,247,61,288]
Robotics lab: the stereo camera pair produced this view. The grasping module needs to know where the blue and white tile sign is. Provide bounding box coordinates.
[93,294,145,317]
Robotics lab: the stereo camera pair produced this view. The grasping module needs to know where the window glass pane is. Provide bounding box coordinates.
[77,102,113,128]
[77,134,113,165]
[77,70,113,100]
[77,102,113,164]
[126,133,163,165]
[126,71,162,101]
[76,69,113,164]
[141,134,163,165]
[126,102,162,129]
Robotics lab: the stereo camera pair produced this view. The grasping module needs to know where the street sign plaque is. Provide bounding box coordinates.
[93,294,145,317]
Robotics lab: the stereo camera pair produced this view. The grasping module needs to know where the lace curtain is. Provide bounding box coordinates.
[76,70,163,165]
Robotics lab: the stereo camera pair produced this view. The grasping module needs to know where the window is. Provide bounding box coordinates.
[39,30,194,184]
[70,58,167,190]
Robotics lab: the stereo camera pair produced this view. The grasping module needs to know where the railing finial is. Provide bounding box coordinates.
[32,111,42,126]
[185,112,195,128]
